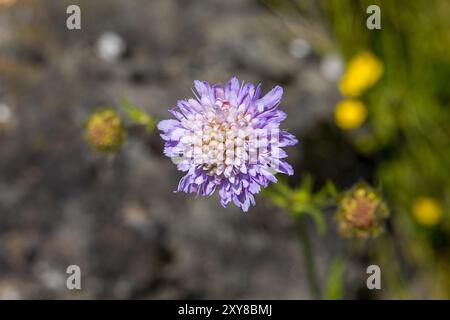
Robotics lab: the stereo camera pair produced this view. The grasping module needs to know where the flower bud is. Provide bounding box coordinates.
[336,182,389,238]
[84,109,125,153]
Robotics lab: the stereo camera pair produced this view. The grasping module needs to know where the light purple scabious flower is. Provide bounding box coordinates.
[158,77,298,212]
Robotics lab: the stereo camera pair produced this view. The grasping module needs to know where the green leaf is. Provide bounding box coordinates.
[324,180,339,199]
[324,257,347,300]
[119,96,156,132]
[262,179,293,209]
[313,180,339,206]
[263,189,289,208]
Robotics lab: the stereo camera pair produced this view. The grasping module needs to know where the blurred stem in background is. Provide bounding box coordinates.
[375,233,410,299]
[323,257,346,300]
[264,176,339,299]
[296,215,321,299]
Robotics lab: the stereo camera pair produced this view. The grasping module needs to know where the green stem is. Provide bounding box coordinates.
[297,215,321,299]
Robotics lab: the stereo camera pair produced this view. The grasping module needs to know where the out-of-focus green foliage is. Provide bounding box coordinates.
[323,0,450,298]
[324,257,347,300]
[262,0,450,299]
[264,176,338,234]
[119,97,156,133]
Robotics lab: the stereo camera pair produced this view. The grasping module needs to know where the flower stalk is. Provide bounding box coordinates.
[297,215,321,299]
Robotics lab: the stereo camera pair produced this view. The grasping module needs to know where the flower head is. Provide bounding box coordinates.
[84,109,125,153]
[334,99,367,130]
[336,182,389,238]
[412,196,442,227]
[158,77,298,212]
[339,51,383,98]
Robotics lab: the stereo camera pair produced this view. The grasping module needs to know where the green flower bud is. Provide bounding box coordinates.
[336,182,389,238]
[84,109,125,153]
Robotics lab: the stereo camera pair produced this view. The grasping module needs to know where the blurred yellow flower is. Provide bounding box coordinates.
[334,99,367,130]
[412,197,442,226]
[84,109,125,153]
[339,51,384,97]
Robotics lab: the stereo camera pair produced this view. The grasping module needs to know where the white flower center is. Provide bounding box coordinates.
[181,101,259,176]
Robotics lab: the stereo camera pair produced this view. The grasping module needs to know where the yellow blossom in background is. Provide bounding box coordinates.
[412,197,442,226]
[334,99,367,130]
[339,51,384,97]
[84,109,125,153]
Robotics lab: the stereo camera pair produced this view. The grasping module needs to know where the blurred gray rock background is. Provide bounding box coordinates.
[0,0,358,299]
